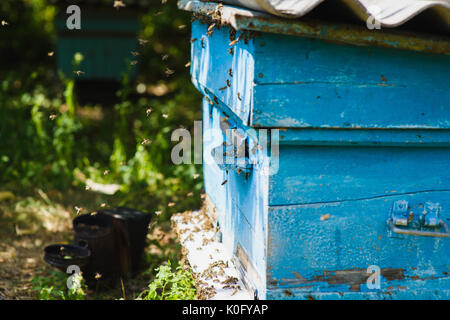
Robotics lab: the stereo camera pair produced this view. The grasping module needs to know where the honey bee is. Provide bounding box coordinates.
[162,114,168,119]
[237,92,242,101]
[91,211,98,216]
[155,210,162,216]
[1,20,8,26]
[193,173,200,179]
[229,36,241,46]
[228,47,233,55]
[207,23,215,36]
[161,54,169,61]
[100,203,107,208]
[48,52,54,57]
[130,60,138,65]
[205,96,214,106]
[138,38,149,46]
[74,70,85,76]
[185,61,191,68]
[103,170,110,176]
[228,69,233,77]
[219,85,227,91]
[131,51,139,56]
[141,138,151,145]
[94,272,102,280]
[113,0,125,9]
[168,202,175,207]
[74,206,82,215]
[221,180,228,185]
[165,68,175,76]
[85,185,91,191]
[191,38,198,43]
[226,79,231,87]
[60,246,65,251]
[178,25,186,30]
[187,192,193,197]
[49,114,57,120]
[320,214,331,221]
[146,108,152,116]
[154,11,163,16]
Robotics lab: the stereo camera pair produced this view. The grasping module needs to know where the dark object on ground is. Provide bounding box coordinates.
[44,244,91,273]
[73,212,119,288]
[44,207,152,289]
[104,207,153,275]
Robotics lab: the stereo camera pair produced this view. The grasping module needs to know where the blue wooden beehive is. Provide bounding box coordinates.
[181,0,450,299]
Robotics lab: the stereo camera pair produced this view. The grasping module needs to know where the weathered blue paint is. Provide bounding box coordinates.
[191,6,450,299]
[191,20,450,129]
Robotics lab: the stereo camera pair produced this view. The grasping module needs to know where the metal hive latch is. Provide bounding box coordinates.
[388,200,450,238]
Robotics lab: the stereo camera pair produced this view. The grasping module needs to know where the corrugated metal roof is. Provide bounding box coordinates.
[179,0,450,54]
[218,0,450,29]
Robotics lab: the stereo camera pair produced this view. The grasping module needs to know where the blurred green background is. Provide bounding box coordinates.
[0,0,203,299]
[0,0,202,215]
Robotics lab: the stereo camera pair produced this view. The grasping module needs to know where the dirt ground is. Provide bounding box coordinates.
[0,189,180,300]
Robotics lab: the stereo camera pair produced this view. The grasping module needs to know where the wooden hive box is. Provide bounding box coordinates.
[54,0,143,80]
[181,0,450,299]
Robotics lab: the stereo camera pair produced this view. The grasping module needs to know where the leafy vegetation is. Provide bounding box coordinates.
[137,261,196,300]
[0,0,201,299]
[32,270,87,300]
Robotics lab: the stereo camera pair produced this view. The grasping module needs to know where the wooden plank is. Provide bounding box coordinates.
[269,145,450,205]
[267,191,450,298]
[191,20,450,129]
[203,100,268,295]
